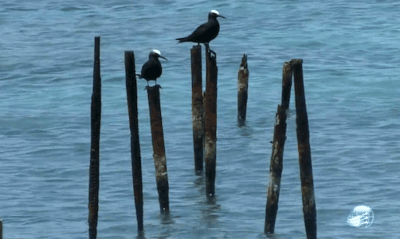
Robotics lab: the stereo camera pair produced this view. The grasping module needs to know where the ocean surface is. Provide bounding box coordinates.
[1,0,400,238]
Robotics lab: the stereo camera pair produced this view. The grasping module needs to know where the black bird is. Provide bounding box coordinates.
[136,49,168,86]
[176,10,225,50]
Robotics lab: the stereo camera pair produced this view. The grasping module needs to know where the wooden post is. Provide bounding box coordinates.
[203,91,206,160]
[281,62,292,111]
[204,48,218,197]
[191,45,204,174]
[264,105,287,234]
[237,54,249,126]
[89,36,101,239]
[147,86,169,213]
[125,51,144,231]
[0,219,3,239]
[291,59,317,239]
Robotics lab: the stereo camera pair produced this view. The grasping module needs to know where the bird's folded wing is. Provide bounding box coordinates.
[187,22,209,38]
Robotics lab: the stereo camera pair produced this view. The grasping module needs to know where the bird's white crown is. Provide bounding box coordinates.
[152,49,161,55]
[210,10,219,15]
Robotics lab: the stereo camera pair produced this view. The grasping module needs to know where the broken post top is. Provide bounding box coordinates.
[240,54,247,70]
[282,62,292,87]
[238,54,249,88]
[145,84,162,91]
[283,62,291,72]
[191,44,202,50]
[124,51,136,80]
[290,59,303,65]
[206,49,217,65]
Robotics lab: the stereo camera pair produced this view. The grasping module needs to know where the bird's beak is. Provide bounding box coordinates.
[218,14,226,19]
[159,55,168,61]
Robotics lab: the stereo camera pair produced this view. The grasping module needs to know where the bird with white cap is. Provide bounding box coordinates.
[176,10,226,51]
[136,49,168,87]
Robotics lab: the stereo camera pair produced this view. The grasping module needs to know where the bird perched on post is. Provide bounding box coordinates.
[136,49,168,87]
[176,10,225,52]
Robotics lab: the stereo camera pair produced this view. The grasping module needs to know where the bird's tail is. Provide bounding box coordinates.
[176,37,188,43]
[136,74,143,79]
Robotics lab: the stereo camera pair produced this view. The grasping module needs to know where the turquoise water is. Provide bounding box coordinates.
[1,1,400,238]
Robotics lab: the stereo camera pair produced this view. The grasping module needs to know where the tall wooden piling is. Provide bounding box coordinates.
[291,59,317,239]
[0,220,3,239]
[264,105,287,234]
[203,91,206,156]
[281,62,292,111]
[237,54,249,126]
[124,51,144,231]
[191,45,204,173]
[147,86,169,213]
[89,36,101,239]
[204,48,218,197]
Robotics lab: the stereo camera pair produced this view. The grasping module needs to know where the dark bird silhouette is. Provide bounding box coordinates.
[136,49,168,86]
[176,10,225,50]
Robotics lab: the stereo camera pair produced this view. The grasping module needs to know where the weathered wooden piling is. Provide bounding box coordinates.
[237,54,249,126]
[204,49,218,197]
[124,51,144,231]
[203,91,206,157]
[147,86,169,213]
[191,45,204,173]
[281,62,292,111]
[89,36,101,239]
[0,219,3,239]
[291,59,317,239]
[264,105,287,234]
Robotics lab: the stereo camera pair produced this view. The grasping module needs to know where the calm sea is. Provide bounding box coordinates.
[1,0,400,238]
